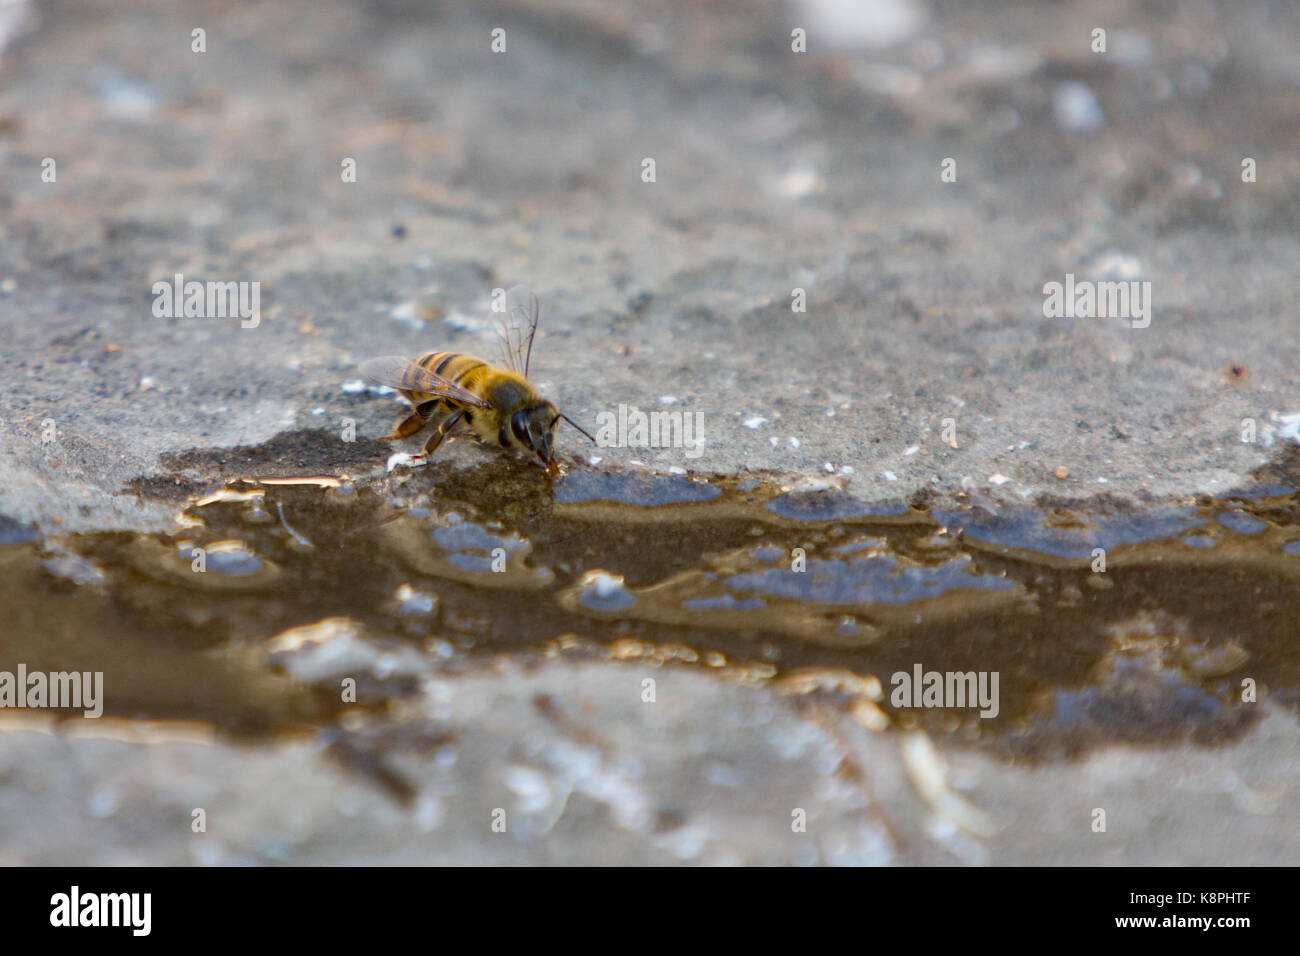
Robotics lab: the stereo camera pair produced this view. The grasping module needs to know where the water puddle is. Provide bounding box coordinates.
[2,456,1298,762]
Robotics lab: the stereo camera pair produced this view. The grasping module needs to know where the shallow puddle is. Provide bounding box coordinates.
[2,457,1298,761]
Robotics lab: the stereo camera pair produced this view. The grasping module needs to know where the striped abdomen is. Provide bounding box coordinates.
[403,352,539,445]
[404,351,492,404]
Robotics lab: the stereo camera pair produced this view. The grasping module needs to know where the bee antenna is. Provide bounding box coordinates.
[559,414,597,443]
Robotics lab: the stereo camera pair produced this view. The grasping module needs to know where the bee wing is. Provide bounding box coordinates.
[493,285,540,377]
[359,355,492,409]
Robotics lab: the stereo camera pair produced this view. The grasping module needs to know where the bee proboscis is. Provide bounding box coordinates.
[360,285,593,475]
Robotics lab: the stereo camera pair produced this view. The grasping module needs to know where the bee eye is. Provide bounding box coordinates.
[511,410,530,445]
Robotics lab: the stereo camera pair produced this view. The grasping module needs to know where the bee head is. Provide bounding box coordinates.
[510,403,559,466]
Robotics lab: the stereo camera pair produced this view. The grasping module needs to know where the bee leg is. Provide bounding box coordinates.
[382,400,441,441]
[382,413,425,441]
[423,409,464,457]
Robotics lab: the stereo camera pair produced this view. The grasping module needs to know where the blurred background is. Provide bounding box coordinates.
[0,0,1297,865]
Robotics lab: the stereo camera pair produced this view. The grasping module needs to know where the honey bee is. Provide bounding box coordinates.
[361,285,594,475]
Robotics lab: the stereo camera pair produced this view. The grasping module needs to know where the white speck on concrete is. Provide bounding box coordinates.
[386,452,426,472]
[1053,80,1105,132]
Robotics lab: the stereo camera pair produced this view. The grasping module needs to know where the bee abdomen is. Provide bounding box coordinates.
[417,351,485,384]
